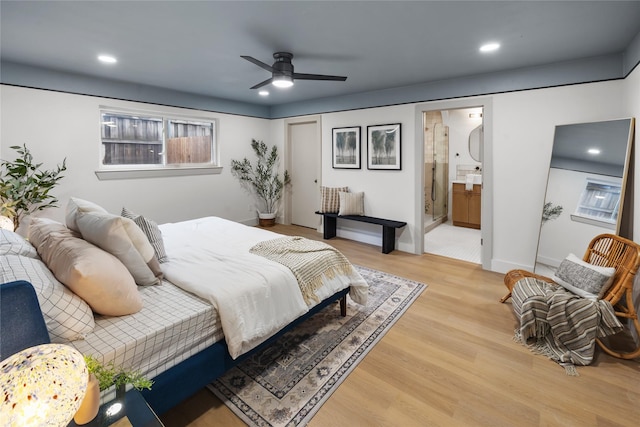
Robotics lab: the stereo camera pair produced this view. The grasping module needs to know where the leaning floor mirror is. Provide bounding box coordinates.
[535,117,636,275]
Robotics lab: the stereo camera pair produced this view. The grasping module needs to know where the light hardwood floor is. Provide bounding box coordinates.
[161,224,639,427]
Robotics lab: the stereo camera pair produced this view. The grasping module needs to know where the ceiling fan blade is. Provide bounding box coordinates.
[293,73,347,82]
[250,78,273,90]
[241,55,273,72]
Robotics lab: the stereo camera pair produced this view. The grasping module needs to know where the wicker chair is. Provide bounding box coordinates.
[500,233,640,360]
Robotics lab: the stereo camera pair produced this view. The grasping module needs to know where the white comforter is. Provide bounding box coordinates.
[159,217,368,359]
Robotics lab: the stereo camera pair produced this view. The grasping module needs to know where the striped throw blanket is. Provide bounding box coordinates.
[511,277,623,375]
[250,236,354,305]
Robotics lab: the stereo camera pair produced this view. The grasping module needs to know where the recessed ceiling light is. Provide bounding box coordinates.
[479,43,500,53]
[98,55,117,64]
[259,90,269,96]
[588,148,601,155]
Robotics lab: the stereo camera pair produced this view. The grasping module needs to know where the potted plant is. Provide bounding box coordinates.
[84,355,153,395]
[74,355,152,424]
[231,139,290,226]
[0,144,66,231]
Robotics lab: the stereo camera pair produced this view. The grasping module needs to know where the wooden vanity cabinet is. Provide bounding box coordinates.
[452,183,481,229]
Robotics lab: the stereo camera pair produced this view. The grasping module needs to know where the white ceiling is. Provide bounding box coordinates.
[2,1,640,107]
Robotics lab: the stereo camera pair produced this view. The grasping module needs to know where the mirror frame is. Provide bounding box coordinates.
[534,117,635,274]
[468,124,482,162]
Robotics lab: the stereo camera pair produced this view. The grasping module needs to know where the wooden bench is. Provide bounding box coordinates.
[315,212,407,254]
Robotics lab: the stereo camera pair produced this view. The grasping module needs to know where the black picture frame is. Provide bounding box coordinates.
[332,126,361,169]
[367,123,401,170]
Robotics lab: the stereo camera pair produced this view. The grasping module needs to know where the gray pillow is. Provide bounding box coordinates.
[552,253,615,300]
[122,207,168,263]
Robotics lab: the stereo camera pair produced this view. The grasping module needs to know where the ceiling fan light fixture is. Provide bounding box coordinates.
[98,54,117,64]
[479,42,500,53]
[272,75,294,88]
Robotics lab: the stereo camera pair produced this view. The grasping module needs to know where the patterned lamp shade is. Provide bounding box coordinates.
[0,344,88,427]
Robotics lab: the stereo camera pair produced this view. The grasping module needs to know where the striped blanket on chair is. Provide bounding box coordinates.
[511,277,623,375]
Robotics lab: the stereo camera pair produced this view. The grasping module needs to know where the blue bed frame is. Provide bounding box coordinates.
[142,286,349,414]
[0,279,349,416]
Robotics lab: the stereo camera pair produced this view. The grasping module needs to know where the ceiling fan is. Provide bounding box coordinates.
[241,52,347,89]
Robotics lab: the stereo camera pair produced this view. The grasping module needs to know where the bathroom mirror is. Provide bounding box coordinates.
[535,118,635,275]
[468,125,483,162]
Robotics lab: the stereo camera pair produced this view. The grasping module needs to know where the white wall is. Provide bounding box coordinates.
[490,81,626,272]
[0,86,272,232]
[1,76,633,272]
[318,105,417,251]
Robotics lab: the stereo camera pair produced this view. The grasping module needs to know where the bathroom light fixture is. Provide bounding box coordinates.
[469,113,483,119]
[272,75,294,88]
[479,42,500,53]
[98,54,117,64]
[259,90,269,96]
[588,148,601,155]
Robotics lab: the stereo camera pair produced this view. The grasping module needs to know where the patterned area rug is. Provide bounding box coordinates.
[207,265,427,427]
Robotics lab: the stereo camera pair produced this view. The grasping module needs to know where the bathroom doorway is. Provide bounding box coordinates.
[423,107,483,264]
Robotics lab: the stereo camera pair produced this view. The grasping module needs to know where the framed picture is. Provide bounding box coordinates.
[332,126,361,169]
[367,123,401,170]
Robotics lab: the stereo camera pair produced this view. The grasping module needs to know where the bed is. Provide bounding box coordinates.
[0,202,368,415]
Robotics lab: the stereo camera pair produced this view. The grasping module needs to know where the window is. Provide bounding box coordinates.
[98,109,219,179]
[571,178,621,229]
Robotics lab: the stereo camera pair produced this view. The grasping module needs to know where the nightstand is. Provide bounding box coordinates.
[69,388,164,427]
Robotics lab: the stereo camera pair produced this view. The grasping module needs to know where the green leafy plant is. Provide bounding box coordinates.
[542,202,563,223]
[84,355,153,392]
[230,139,291,215]
[0,144,67,230]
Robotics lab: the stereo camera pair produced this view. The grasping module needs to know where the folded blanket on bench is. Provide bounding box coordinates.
[511,277,623,375]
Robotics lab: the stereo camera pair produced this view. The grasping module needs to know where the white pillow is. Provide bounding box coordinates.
[75,211,162,286]
[0,229,39,258]
[552,253,616,300]
[65,197,108,232]
[338,191,365,216]
[29,218,143,316]
[0,255,95,342]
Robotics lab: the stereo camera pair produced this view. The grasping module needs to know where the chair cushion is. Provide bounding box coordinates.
[552,253,615,300]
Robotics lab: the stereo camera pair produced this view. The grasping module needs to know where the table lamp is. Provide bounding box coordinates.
[0,343,88,427]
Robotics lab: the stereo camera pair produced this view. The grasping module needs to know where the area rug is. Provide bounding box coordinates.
[207,265,426,427]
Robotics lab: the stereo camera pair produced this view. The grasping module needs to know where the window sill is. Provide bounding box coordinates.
[95,166,222,180]
[570,214,616,230]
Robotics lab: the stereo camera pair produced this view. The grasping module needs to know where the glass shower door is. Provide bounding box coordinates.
[431,123,449,221]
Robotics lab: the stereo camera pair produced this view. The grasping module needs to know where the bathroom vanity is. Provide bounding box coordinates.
[452,182,481,229]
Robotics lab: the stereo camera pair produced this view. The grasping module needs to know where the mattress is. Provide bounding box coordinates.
[68,278,222,381]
